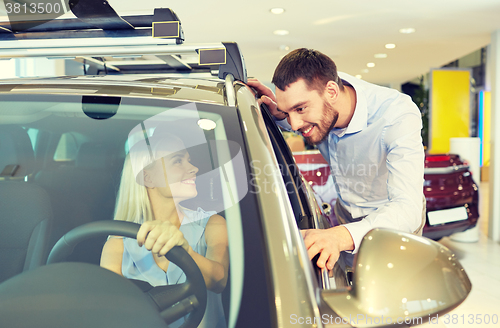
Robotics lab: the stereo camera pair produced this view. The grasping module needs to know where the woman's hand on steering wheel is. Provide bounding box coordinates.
[137,220,191,256]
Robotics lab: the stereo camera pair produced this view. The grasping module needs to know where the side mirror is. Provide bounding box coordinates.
[322,202,332,216]
[322,229,471,327]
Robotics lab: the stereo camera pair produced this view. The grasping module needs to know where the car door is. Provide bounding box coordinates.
[259,104,347,290]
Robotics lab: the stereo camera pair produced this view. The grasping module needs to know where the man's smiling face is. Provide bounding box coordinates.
[276,78,338,145]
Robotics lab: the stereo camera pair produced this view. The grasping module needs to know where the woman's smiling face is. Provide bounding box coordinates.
[145,139,199,202]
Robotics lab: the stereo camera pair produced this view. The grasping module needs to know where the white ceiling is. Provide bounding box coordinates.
[2,0,500,86]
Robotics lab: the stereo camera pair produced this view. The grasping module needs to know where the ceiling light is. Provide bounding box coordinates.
[374,53,387,59]
[197,119,216,130]
[279,45,290,51]
[367,62,375,68]
[399,27,415,34]
[355,75,362,79]
[385,43,396,49]
[361,69,369,73]
[273,30,289,36]
[270,8,285,14]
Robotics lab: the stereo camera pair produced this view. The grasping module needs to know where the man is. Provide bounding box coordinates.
[248,48,425,271]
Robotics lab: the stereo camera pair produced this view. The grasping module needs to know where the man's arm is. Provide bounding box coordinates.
[342,104,425,253]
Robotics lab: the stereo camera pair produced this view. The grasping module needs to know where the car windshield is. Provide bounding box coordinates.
[0,92,251,327]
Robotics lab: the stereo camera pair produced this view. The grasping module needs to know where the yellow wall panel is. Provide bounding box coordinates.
[430,69,470,154]
[483,91,491,166]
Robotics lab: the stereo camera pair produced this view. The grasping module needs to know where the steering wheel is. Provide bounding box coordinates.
[47,220,207,328]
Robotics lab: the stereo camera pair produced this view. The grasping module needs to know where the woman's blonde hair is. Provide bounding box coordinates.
[113,151,154,224]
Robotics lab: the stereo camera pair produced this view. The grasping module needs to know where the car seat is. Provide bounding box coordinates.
[35,141,119,264]
[0,126,53,283]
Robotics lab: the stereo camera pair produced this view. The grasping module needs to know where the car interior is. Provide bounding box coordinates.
[0,92,259,327]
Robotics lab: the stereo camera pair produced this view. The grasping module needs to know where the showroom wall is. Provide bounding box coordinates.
[15,57,65,77]
[0,59,15,78]
[401,39,499,243]
[488,29,500,242]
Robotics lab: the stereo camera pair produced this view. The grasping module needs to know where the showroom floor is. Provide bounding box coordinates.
[419,182,500,328]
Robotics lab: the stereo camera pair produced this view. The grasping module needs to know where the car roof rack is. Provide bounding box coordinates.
[0,5,247,82]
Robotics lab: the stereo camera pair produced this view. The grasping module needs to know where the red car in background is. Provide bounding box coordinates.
[293,150,479,240]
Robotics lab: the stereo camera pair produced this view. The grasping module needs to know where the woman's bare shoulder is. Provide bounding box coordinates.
[207,214,226,225]
[102,236,124,253]
[100,237,125,275]
[205,214,228,244]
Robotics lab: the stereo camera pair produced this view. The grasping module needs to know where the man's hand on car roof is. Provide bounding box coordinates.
[247,78,287,120]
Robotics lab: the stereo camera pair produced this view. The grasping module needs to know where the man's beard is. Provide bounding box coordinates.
[304,100,338,145]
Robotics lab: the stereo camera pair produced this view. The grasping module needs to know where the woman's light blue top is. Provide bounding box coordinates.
[121,207,226,328]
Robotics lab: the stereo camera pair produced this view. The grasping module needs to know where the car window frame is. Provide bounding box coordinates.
[260,105,337,287]
[260,104,315,228]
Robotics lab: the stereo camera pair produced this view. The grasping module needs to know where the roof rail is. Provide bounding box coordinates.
[225,74,236,107]
[0,6,247,82]
[0,15,154,35]
[219,42,247,83]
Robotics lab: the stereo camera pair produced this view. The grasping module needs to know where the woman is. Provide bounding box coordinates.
[101,130,228,328]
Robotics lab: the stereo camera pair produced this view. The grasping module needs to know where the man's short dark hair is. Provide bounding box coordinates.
[272,48,344,93]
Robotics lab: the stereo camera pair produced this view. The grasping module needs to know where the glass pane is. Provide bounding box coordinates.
[0,94,251,328]
[53,132,79,161]
[26,128,39,151]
